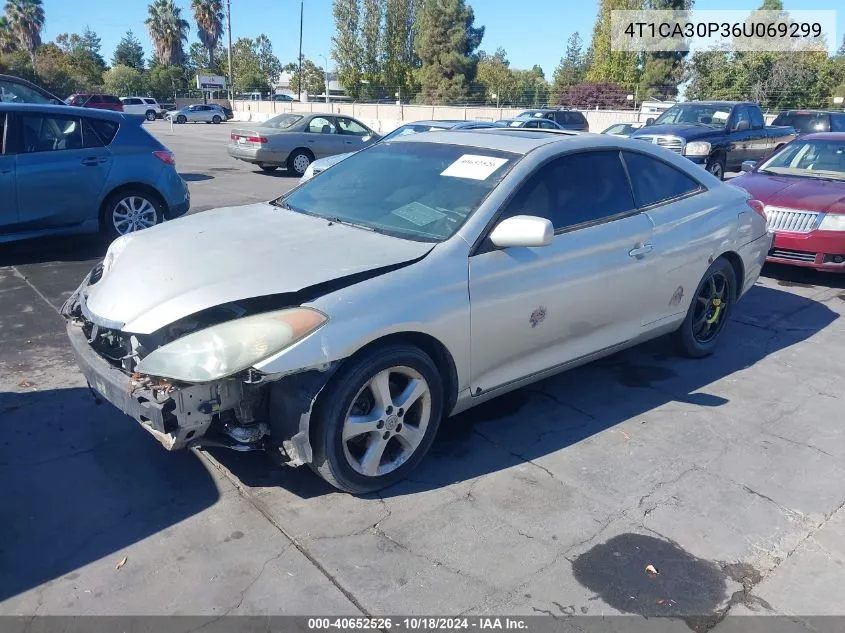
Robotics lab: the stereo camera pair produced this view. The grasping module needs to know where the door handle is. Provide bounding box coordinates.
[81,157,104,166]
[307,139,315,143]
[628,243,653,258]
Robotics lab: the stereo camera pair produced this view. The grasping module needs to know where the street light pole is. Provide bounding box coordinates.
[319,54,329,104]
[226,0,233,101]
[298,0,304,102]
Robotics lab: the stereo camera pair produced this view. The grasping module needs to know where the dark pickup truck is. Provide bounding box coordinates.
[630,101,796,179]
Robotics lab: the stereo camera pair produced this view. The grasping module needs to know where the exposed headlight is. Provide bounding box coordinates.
[300,164,315,182]
[101,234,134,276]
[818,214,845,232]
[136,308,327,382]
[684,141,711,157]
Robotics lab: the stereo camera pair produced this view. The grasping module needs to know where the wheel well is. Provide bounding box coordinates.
[289,147,315,162]
[99,183,167,228]
[720,251,745,294]
[708,150,726,165]
[344,332,459,414]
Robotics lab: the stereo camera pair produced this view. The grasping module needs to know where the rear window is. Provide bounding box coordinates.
[85,118,119,145]
[772,112,830,134]
[831,114,845,133]
[261,114,303,129]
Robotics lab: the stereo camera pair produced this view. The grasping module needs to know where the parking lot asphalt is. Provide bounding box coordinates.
[1,123,844,626]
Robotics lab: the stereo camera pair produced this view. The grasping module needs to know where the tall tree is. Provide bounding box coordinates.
[255,33,281,86]
[0,16,18,53]
[284,57,326,96]
[586,0,642,88]
[191,0,223,69]
[360,0,382,99]
[145,0,189,67]
[414,0,485,103]
[551,32,586,101]
[4,0,44,63]
[381,0,415,98]
[332,0,361,99]
[638,0,691,100]
[113,30,145,69]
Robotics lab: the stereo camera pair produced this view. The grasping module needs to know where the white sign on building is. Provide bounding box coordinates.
[196,74,226,90]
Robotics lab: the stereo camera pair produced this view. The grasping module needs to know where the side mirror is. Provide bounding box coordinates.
[741,160,756,173]
[489,215,554,248]
[362,135,372,142]
[735,120,750,132]
[645,117,655,126]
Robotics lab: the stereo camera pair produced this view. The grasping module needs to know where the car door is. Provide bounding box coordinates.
[335,116,377,151]
[620,150,709,325]
[727,105,754,169]
[14,112,111,230]
[745,106,769,162]
[305,116,345,157]
[468,150,657,394]
[0,111,17,229]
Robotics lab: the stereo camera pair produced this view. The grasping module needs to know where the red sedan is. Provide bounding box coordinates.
[732,132,845,272]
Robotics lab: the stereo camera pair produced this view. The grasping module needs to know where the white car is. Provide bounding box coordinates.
[120,97,163,121]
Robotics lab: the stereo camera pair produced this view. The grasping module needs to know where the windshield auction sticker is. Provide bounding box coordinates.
[610,9,837,53]
[441,155,509,180]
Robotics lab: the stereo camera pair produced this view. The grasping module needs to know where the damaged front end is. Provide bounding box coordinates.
[61,268,338,466]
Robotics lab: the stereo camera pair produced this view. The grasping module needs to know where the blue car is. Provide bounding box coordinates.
[0,103,189,243]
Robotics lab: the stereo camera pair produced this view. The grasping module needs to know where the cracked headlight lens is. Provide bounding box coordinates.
[136,307,327,382]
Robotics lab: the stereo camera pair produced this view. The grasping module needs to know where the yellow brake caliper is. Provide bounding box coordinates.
[706,298,722,325]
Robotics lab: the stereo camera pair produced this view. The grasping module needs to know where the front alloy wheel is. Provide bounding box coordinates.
[311,344,444,493]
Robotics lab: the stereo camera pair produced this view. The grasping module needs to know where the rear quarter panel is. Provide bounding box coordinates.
[98,121,167,204]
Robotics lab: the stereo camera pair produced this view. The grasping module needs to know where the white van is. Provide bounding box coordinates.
[120,97,164,121]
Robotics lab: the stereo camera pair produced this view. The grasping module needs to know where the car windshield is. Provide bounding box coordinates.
[0,79,53,104]
[603,124,628,134]
[759,139,845,181]
[654,104,732,127]
[261,114,303,129]
[772,112,828,135]
[276,142,519,242]
[382,123,450,141]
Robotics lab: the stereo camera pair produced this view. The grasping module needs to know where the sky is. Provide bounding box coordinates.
[40,0,845,79]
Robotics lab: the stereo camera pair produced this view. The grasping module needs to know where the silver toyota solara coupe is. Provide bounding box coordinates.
[62,129,772,493]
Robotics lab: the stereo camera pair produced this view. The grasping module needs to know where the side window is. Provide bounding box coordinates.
[831,114,845,132]
[623,151,701,207]
[749,107,765,130]
[539,120,557,129]
[143,98,156,105]
[308,117,336,134]
[336,117,369,136]
[732,106,751,130]
[544,112,555,121]
[523,120,540,128]
[104,96,121,104]
[21,114,84,153]
[83,118,118,147]
[89,95,102,104]
[0,113,6,153]
[501,151,635,231]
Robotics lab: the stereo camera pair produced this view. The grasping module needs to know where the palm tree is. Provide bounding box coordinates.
[145,0,189,67]
[0,16,17,53]
[191,0,223,69]
[4,0,45,62]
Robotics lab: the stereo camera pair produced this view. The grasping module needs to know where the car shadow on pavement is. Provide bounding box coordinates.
[381,282,839,496]
[0,387,221,602]
[762,261,845,290]
[0,234,108,267]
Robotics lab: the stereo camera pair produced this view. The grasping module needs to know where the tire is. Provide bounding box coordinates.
[705,154,725,180]
[176,114,186,124]
[145,110,156,121]
[102,189,164,239]
[674,257,737,358]
[260,165,278,173]
[212,115,221,124]
[287,149,312,177]
[310,344,445,494]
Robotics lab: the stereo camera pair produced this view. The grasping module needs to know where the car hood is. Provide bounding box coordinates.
[631,124,721,141]
[83,203,434,334]
[731,173,845,214]
[312,152,354,171]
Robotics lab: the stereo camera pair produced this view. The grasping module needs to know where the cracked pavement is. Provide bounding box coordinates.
[2,124,845,627]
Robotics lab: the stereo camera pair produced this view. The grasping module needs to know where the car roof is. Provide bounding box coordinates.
[797,132,845,141]
[0,102,127,121]
[776,109,838,115]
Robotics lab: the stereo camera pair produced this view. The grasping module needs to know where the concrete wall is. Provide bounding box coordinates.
[231,100,643,133]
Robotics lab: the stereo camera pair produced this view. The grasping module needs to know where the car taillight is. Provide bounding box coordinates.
[747,199,766,220]
[248,136,268,144]
[230,133,239,141]
[153,150,176,165]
